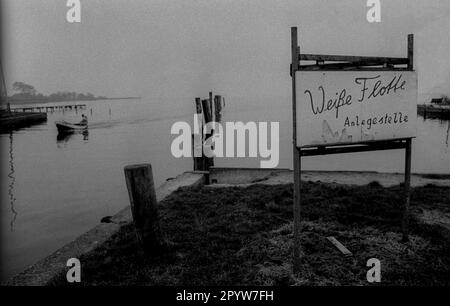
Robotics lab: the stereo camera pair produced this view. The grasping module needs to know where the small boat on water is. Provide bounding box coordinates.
[417,97,450,119]
[55,120,88,133]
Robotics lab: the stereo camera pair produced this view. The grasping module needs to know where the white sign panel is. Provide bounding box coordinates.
[296,71,417,147]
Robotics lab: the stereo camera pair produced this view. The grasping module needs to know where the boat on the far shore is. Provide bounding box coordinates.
[417,97,450,119]
[55,120,88,133]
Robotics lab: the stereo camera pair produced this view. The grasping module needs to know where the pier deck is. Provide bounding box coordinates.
[10,103,87,113]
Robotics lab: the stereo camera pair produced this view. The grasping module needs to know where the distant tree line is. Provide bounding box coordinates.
[8,81,107,103]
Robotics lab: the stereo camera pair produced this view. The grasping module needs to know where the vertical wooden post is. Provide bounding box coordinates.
[402,34,414,242]
[201,99,212,124]
[124,164,163,253]
[193,98,204,171]
[195,97,202,115]
[200,98,213,172]
[402,139,412,242]
[407,34,414,70]
[291,27,302,273]
[192,133,201,171]
[209,92,213,121]
[214,95,222,122]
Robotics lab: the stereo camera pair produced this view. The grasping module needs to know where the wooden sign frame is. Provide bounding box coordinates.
[290,27,415,273]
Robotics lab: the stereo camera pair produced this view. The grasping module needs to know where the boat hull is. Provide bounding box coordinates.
[55,121,88,133]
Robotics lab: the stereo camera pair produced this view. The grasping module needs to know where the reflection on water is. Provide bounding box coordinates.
[419,113,450,150]
[7,132,17,232]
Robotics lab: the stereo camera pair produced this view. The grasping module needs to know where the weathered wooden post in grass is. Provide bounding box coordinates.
[124,164,163,254]
[290,27,416,272]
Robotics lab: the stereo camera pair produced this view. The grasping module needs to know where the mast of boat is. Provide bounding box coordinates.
[0,59,11,113]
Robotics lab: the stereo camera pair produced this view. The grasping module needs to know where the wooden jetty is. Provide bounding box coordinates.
[10,103,87,113]
[0,111,47,130]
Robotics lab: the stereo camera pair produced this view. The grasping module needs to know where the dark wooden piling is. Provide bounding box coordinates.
[124,164,163,254]
[193,93,222,173]
[201,99,212,124]
[193,98,204,171]
[209,92,213,121]
[214,95,222,122]
[195,97,202,115]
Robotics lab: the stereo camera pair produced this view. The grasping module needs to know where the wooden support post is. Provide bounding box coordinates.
[209,92,213,121]
[214,95,222,122]
[200,98,213,171]
[192,134,199,171]
[407,34,414,70]
[195,97,202,115]
[291,27,302,273]
[124,164,163,253]
[402,138,412,242]
[403,34,413,242]
[193,98,204,171]
[201,99,212,124]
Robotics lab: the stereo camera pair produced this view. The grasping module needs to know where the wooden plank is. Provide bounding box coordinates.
[327,236,352,256]
[299,137,413,149]
[124,164,163,254]
[300,54,408,65]
[300,62,409,71]
[291,26,302,274]
[300,140,408,157]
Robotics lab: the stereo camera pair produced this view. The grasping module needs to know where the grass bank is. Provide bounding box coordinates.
[49,182,450,286]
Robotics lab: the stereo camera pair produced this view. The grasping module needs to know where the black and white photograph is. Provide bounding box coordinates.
[0,0,449,295]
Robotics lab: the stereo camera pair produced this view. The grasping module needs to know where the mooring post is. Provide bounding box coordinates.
[193,98,204,171]
[402,138,412,242]
[200,98,214,172]
[209,92,213,121]
[214,95,222,122]
[201,99,212,124]
[124,164,163,253]
[291,26,302,273]
[407,34,414,70]
[195,97,202,115]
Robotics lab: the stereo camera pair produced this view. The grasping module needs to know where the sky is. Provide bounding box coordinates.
[2,0,450,101]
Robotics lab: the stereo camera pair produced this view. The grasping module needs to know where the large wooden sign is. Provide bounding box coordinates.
[296,71,417,147]
[290,27,415,274]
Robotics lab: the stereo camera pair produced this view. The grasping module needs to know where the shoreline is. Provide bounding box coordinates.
[209,167,450,187]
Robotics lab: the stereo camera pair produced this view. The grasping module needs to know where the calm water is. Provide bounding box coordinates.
[1,97,450,281]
